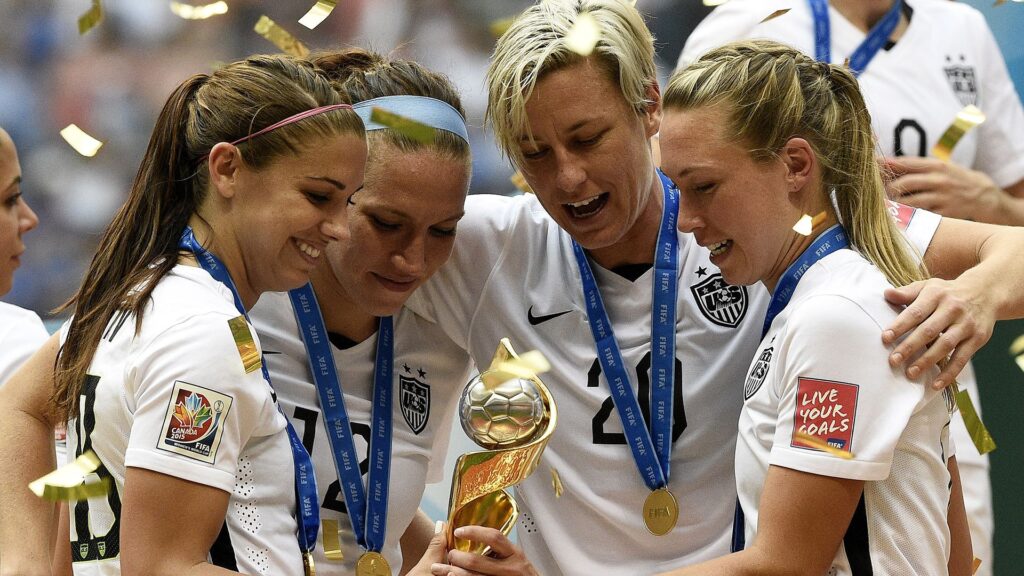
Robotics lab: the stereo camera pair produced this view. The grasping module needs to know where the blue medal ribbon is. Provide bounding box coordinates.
[572,171,679,490]
[809,0,903,76]
[178,227,320,556]
[731,224,849,551]
[289,284,394,554]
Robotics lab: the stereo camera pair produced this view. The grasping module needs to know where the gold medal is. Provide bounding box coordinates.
[355,551,391,576]
[302,551,315,576]
[643,488,679,536]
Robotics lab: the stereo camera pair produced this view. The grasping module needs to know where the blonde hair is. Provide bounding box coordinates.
[486,0,656,167]
[665,40,925,288]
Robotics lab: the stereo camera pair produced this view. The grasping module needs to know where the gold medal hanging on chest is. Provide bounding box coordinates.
[355,551,392,576]
[643,487,679,536]
[302,551,316,576]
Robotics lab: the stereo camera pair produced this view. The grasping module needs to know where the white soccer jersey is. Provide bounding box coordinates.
[406,193,938,575]
[0,301,47,386]
[64,265,302,575]
[736,248,953,575]
[680,0,1024,188]
[250,291,472,573]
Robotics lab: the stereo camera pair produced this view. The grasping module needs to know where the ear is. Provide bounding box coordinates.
[780,137,815,197]
[641,81,662,138]
[206,142,244,199]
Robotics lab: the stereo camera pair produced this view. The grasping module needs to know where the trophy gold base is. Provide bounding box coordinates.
[448,488,519,554]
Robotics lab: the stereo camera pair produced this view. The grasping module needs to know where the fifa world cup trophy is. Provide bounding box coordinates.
[446,339,557,555]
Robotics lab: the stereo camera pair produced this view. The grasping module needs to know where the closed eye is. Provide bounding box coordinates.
[430,226,457,238]
[371,215,400,231]
[3,191,21,208]
[303,190,331,205]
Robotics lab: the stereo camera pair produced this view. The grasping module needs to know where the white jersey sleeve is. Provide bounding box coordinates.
[677,0,773,69]
[125,312,282,493]
[971,9,1024,188]
[770,294,938,480]
[0,301,48,386]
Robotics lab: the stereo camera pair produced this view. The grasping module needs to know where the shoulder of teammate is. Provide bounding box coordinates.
[678,0,775,70]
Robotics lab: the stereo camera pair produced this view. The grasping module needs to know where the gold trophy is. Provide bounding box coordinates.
[446,339,557,555]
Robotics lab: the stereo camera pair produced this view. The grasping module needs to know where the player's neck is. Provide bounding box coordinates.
[587,175,664,270]
[763,213,840,294]
[309,264,378,342]
[831,0,906,36]
[184,213,257,310]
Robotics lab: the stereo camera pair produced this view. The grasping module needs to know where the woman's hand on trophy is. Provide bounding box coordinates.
[430,526,540,576]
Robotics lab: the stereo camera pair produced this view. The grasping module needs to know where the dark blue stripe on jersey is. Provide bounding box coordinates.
[844,495,874,575]
[209,522,238,570]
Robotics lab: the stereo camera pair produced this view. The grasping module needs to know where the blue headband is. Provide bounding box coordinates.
[353,95,469,144]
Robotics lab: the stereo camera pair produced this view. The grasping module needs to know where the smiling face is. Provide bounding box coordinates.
[0,129,39,296]
[228,131,367,298]
[516,58,663,266]
[660,106,803,289]
[322,144,469,317]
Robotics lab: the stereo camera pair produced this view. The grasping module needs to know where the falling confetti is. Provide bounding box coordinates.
[564,13,601,56]
[254,15,310,58]
[29,450,111,501]
[793,431,854,459]
[510,172,533,194]
[760,8,791,24]
[78,0,103,35]
[932,105,986,161]
[369,107,436,144]
[792,212,826,236]
[298,1,337,30]
[60,124,103,157]
[169,1,228,20]
[550,467,565,498]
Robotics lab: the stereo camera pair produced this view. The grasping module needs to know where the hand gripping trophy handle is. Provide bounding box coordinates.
[446,339,558,555]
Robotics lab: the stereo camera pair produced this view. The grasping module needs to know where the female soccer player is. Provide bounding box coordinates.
[419,1,1024,574]
[657,39,971,576]
[0,54,367,574]
[0,126,46,386]
[248,48,530,575]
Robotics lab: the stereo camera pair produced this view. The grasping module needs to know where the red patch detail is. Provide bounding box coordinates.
[791,377,858,453]
[885,200,916,232]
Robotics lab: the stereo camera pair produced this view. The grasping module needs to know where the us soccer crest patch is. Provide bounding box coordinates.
[745,347,773,400]
[690,273,747,328]
[791,377,858,454]
[400,374,430,435]
[158,381,232,463]
[943,55,978,107]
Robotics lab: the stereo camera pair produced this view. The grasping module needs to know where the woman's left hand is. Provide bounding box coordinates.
[430,526,539,576]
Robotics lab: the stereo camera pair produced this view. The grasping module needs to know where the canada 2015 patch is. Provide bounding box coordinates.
[791,377,858,454]
[158,381,233,464]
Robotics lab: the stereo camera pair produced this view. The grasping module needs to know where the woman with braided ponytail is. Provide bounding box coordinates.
[0,54,366,574]
[658,39,971,575]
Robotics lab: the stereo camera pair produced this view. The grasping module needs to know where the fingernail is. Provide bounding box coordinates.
[932,379,945,391]
[907,366,920,379]
[883,330,895,343]
[453,527,466,537]
[889,352,902,366]
[435,520,443,535]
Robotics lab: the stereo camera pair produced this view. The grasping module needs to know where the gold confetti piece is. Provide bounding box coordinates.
[489,17,515,38]
[932,105,986,161]
[550,467,564,498]
[254,15,309,58]
[954,386,996,454]
[793,430,855,459]
[78,0,103,35]
[227,316,261,374]
[972,557,982,575]
[1012,335,1024,374]
[169,1,228,20]
[29,450,111,501]
[564,13,601,56]
[494,350,552,381]
[322,518,344,561]
[298,0,336,30]
[60,124,103,157]
[792,211,828,236]
[760,8,791,24]
[369,107,436,144]
[510,171,533,194]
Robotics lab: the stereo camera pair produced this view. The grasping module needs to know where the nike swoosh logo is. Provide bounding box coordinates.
[528,306,572,325]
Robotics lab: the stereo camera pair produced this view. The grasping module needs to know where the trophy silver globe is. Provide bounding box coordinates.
[459,374,545,450]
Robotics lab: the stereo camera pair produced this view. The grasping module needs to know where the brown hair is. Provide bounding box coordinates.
[53,54,364,421]
[664,39,925,289]
[311,48,470,167]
